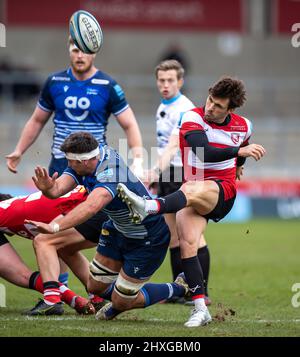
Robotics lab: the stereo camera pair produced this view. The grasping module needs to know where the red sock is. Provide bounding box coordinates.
[59,283,77,307]
[90,295,104,304]
[30,272,44,293]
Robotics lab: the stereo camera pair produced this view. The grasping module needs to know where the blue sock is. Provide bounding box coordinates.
[141,283,185,307]
[58,272,69,287]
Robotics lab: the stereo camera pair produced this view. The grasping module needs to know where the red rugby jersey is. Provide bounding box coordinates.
[0,186,87,239]
[179,107,252,199]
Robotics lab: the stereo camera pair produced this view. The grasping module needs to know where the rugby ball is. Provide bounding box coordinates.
[69,10,103,54]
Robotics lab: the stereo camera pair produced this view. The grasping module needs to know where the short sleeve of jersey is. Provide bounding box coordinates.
[38,75,55,112]
[179,110,205,137]
[243,117,253,144]
[63,168,83,186]
[108,78,129,116]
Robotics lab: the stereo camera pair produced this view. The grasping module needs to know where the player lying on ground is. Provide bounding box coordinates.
[117,76,266,327]
[26,132,189,320]
[0,189,106,315]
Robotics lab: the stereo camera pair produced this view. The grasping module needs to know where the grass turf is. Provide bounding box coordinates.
[0,219,299,337]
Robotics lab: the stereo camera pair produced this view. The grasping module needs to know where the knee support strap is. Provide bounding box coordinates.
[114,274,146,300]
[89,258,119,284]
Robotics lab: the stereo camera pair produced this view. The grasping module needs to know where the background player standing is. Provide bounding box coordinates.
[6,36,143,177]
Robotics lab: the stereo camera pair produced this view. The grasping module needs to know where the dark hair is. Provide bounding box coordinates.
[155,60,185,80]
[0,193,13,202]
[209,76,246,109]
[60,132,99,154]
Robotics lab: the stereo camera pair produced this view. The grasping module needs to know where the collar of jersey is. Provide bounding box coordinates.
[92,145,105,175]
[161,92,181,105]
[67,67,99,83]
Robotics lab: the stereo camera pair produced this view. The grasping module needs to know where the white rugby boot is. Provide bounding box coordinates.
[184,307,212,327]
[117,183,150,223]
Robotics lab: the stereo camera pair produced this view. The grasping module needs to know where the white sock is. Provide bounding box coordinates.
[194,298,206,310]
[145,199,159,213]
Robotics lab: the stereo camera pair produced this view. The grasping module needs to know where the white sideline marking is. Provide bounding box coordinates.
[0,316,300,324]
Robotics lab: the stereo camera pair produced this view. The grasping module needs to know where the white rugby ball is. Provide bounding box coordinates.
[69,10,103,54]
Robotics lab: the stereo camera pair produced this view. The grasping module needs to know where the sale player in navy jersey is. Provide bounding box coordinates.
[26,132,189,319]
[0,189,99,315]
[6,35,144,287]
[6,36,143,177]
[118,76,266,327]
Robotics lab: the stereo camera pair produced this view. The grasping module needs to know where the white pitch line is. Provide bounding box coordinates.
[0,316,300,324]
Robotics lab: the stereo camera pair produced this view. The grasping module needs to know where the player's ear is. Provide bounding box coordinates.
[178,78,184,89]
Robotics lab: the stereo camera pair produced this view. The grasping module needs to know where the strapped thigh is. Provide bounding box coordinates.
[89,258,119,283]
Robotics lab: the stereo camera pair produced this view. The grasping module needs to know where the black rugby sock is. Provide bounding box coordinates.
[169,246,183,281]
[182,256,205,298]
[197,246,210,296]
[155,190,187,214]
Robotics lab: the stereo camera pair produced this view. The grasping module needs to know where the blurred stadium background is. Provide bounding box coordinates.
[0,0,299,220]
[0,0,300,338]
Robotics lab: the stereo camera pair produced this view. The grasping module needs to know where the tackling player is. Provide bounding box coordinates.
[26,132,189,319]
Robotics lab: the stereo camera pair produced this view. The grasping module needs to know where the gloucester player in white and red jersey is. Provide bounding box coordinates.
[117,76,266,327]
[0,186,87,239]
[179,106,252,203]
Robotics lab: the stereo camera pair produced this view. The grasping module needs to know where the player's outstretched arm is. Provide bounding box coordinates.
[6,107,51,174]
[25,187,112,234]
[32,166,76,198]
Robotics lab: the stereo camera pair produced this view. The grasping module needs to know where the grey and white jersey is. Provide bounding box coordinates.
[156,92,194,167]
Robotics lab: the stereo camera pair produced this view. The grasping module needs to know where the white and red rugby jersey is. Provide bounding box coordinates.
[179,107,252,198]
[0,186,87,239]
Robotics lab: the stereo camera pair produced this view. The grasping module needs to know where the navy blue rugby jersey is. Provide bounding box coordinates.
[38,68,129,158]
[64,146,168,239]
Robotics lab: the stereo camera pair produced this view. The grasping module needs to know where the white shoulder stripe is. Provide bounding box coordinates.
[243,117,253,140]
[37,102,52,113]
[180,110,204,127]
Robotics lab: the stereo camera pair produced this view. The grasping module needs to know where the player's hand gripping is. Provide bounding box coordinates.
[32,166,58,192]
[24,220,58,234]
[238,144,266,161]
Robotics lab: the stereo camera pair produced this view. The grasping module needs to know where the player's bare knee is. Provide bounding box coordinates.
[181,181,205,203]
[33,233,51,249]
